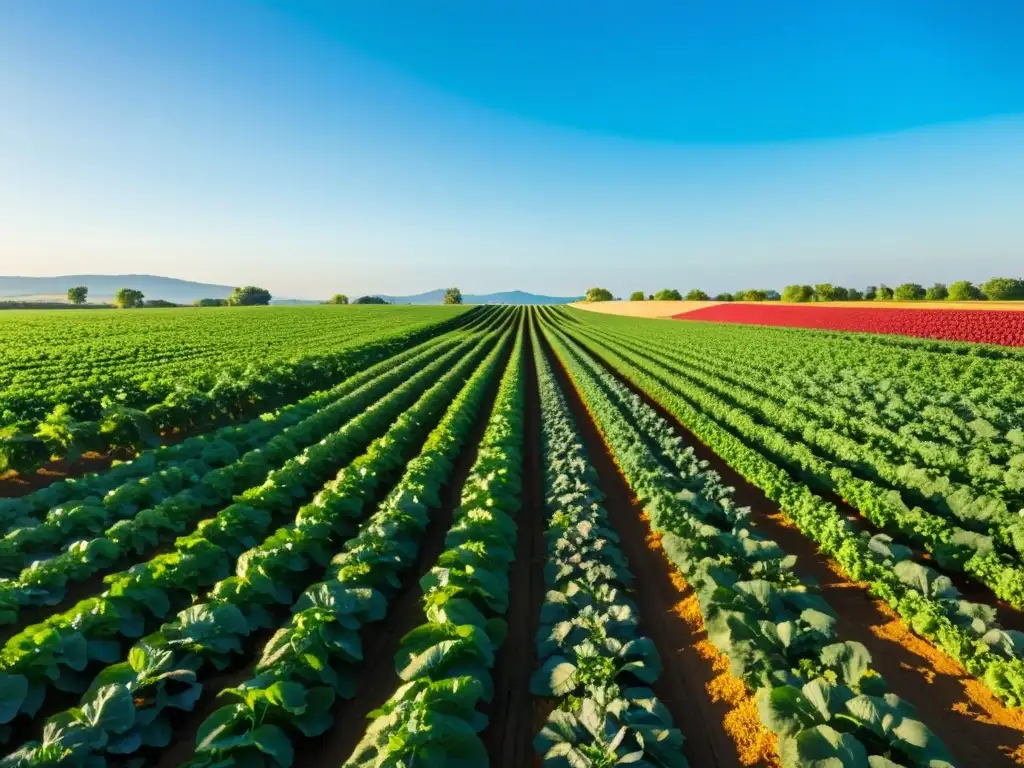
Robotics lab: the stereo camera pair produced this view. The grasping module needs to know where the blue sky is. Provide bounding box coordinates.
[1,1,1023,298]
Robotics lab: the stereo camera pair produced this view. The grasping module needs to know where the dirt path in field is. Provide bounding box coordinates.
[298,346,508,768]
[567,334,1024,766]
[481,328,545,767]
[540,331,763,768]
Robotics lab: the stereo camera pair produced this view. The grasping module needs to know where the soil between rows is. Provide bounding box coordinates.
[539,329,754,768]
[562,326,1024,766]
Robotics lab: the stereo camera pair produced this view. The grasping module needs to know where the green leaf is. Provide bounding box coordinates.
[530,657,578,697]
[0,674,28,724]
[787,725,870,768]
[82,684,135,734]
[251,723,294,767]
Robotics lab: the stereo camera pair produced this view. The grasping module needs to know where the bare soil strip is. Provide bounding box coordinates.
[572,337,1024,766]
[295,346,509,768]
[542,332,762,768]
[481,327,545,767]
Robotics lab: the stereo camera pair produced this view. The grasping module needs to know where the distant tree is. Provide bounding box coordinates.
[847,288,864,300]
[354,295,389,305]
[194,298,228,307]
[584,287,614,302]
[714,292,734,302]
[781,285,814,303]
[924,283,948,301]
[685,289,710,301]
[67,286,88,305]
[326,294,349,305]
[143,299,178,308]
[833,286,850,300]
[741,289,768,301]
[443,287,464,305]
[875,284,894,300]
[894,283,926,301]
[981,277,1024,301]
[228,286,272,306]
[647,294,655,300]
[765,290,781,301]
[947,280,982,301]
[813,283,838,302]
[629,291,645,301]
[653,288,683,301]
[114,288,145,308]
[864,286,877,300]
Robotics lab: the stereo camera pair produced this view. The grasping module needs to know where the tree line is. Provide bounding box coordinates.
[584,277,1024,303]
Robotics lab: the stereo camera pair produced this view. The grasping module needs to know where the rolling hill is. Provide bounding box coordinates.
[0,275,580,306]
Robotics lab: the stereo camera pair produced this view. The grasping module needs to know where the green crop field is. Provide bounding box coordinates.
[0,305,1021,767]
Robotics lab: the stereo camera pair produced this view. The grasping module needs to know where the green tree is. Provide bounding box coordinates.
[714,292,734,301]
[584,287,614,302]
[194,298,227,307]
[354,295,389,304]
[629,291,645,301]
[781,285,813,302]
[847,288,864,300]
[443,287,463,305]
[894,283,926,301]
[924,283,948,300]
[833,286,850,300]
[327,294,349,305]
[875,284,894,300]
[685,289,710,301]
[653,288,683,301]
[114,288,145,308]
[228,286,272,306]
[947,280,981,301]
[864,286,877,300]
[813,283,838,302]
[741,289,768,301]
[67,286,88,305]
[981,277,1024,300]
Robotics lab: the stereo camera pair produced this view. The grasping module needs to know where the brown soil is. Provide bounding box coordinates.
[0,451,133,497]
[481,326,546,767]
[297,341,509,767]
[568,333,1024,766]
[541,330,769,768]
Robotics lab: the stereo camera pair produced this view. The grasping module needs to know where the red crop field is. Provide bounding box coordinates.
[674,303,1024,346]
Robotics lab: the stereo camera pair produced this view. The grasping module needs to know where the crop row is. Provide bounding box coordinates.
[0,306,490,475]
[570,319,1024,612]
[342,314,527,766]
[545,308,1024,708]
[529,319,691,766]
[177,316,520,767]
[537,314,957,767]
[0,324,511,742]
[0,334,485,626]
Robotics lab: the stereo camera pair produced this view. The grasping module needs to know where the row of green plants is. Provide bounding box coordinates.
[529,321,690,767]
[547,310,1024,709]
[576,321,1024,604]
[0,335,471,578]
[0,330,506,740]
[341,318,526,766]
[0,326,485,531]
[177,319,519,768]
[0,306,494,475]
[539,316,957,768]
[0,337,482,623]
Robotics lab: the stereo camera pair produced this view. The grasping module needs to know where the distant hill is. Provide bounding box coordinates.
[0,276,580,306]
[378,289,581,305]
[0,275,234,304]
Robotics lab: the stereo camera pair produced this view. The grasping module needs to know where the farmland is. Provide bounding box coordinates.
[0,304,1023,767]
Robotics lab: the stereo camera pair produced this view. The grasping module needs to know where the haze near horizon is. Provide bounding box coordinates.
[2,1,1023,298]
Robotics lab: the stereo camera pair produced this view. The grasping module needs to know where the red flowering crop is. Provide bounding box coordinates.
[673,304,1024,347]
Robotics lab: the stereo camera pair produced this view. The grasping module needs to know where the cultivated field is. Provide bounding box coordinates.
[0,305,1022,767]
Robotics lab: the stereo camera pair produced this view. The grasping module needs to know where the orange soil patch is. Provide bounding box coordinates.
[645,521,781,768]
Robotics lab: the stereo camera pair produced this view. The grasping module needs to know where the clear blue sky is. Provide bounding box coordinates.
[1,1,1023,298]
